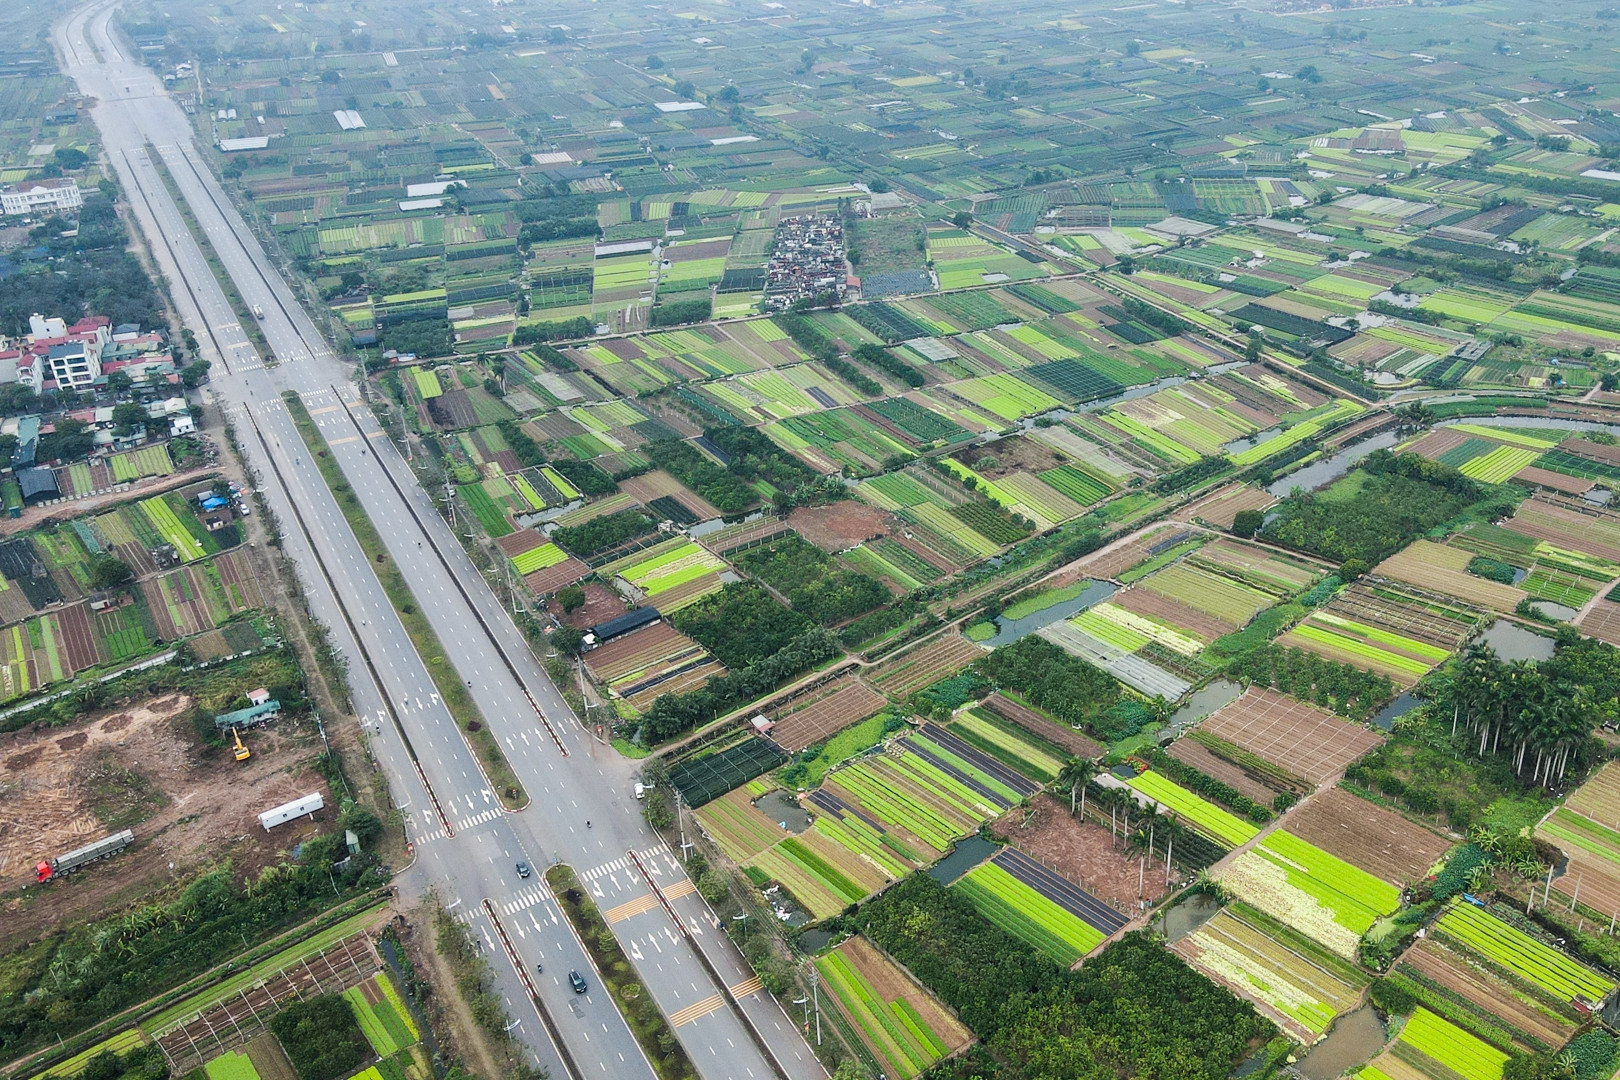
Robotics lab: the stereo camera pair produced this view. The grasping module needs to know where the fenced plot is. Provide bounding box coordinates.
[767,674,888,752]
[866,634,984,698]
[152,932,379,1077]
[1198,688,1383,785]
[668,735,787,807]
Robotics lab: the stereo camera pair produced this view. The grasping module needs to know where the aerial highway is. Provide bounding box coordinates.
[52,6,826,1080]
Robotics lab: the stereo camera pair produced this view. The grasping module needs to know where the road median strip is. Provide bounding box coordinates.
[545,864,701,1080]
[282,391,528,810]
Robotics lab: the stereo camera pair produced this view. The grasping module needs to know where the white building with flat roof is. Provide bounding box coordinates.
[2,178,82,216]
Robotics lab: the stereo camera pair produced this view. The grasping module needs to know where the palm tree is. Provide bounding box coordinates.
[1160,813,1185,888]
[1125,823,1152,902]
[1057,757,1098,818]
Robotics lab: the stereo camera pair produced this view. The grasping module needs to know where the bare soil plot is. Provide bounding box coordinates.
[1506,497,1620,563]
[1164,738,1281,807]
[1514,466,1593,495]
[993,794,1169,909]
[1567,761,1620,823]
[0,695,330,942]
[1397,936,1574,1052]
[1179,483,1277,530]
[866,633,984,698]
[1284,787,1451,886]
[1113,586,1233,642]
[788,502,891,553]
[981,693,1103,759]
[1198,688,1383,785]
[522,555,588,595]
[546,581,628,629]
[1373,540,1524,613]
[1404,427,1474,462]
[1048,526,1196,587]
[768,674,888,751]
[581,621,724,709]
[1579,599,1620,649]
[949,434,1065,479]
[496,528,545,557]
[55,602,104,671]
[619,469,722,522]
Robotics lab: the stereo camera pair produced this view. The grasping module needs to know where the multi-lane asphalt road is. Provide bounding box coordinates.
[52,7,826,1080]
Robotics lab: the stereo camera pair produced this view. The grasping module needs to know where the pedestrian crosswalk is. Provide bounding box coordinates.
[578,844,669,883]
[500,884,553,916]
[455,807,502,832]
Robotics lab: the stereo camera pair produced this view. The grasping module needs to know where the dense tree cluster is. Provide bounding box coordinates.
[671,582,812,669]
[0,196,165,336]
[646,426,819,515]
[734,535,888,626]
[1261,450,1491,565]
[974,636,1124,739]
[551,508,654,557]
[269,996,370,1080]
[853,874,1272,1080]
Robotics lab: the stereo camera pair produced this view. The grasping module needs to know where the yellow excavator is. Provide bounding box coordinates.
[231,727,251,763]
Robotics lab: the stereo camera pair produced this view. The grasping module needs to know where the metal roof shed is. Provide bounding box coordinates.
[259,792,324,831]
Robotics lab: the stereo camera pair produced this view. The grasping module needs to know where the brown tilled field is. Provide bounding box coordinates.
[1398,937,1574,1051]
[1163,737,1282,807]
[0,695,330,943]
[1284,787,1452,886]
[768,675,887,751]
[1178,483,1277,530]
[993,795,1169,909]
[788,502,891,552]
[1198,688,1383,784]
[866,634,984,698]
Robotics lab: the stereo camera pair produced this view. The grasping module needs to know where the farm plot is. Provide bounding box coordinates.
[1198,688,1383,785]
[1135,560,1275,629]
[815,936,970,1080]
[950,707,1066,784]
[979,693,1104,760]
[754,727,1029,917]
[695,787,790,862]
[342,972,420,1059]
[1565,760,1620,823]
[1122,770,1259,848]
[1393,935,1579,1053]
[866,634,985,699]
[952,848,1127,963]
[1172,902,1372,1044]
[1037,616,1190,701]
[1164,733,1301,807]
[768,675,888,752]
[1362,1007,1510,1080]
[139,494,209,562]
[1182,483,1279,530]
[1505,498,1620,564]
[1221,830,1402,959]
[1284,787,1452,887]
[1434,902,1616,1006]
[581,621,725,711]
[1280,582,1482,687]
[1373,540,1525,613]
[600,538,728,612]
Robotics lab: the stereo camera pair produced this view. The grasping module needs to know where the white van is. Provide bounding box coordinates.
[634,782,646,800]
